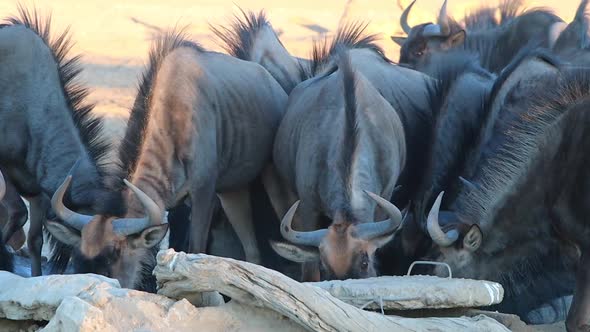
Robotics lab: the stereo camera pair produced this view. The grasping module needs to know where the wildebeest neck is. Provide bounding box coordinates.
[0,9,109,209]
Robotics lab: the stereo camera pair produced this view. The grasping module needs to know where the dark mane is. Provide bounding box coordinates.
[210,9,271,61]
[463,0,524,30]
[309,21,390,76]
[463,8,497,31]
[457,69,590,226]
[3,5,110,171]
[461,5,559,72]
[112,29,204,190]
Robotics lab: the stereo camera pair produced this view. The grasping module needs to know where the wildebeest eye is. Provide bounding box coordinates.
[414,50,424,57]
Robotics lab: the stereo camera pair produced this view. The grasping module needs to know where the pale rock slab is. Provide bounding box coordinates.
[43,286,305,332]
[308,275,504,310]
[0,318,42,332]
[0,271,119,321]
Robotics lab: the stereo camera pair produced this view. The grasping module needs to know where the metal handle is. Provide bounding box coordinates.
[406,260,452,278]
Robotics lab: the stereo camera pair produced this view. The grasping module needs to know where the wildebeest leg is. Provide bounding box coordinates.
[261,164,298,219]
[167,200,191,252]
[26,195,49,276]
[188,184,217,254]
[567,252,590,332]
[1,180,27,250]
[218,188,261,264]
[0,228,13,272]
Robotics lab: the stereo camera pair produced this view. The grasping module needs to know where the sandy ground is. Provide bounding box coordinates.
[0,0,584,118]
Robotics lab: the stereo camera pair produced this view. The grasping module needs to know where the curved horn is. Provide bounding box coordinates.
[459,176,477,192]
[0,171,5,201]
[575,0,589,23]
[111,180,163,236]
[280,201,328,247]
[438,0,450,36]
[356,191,404,240]
[51,175,93,231]
[400,0,417,34]
[422,23,443,37]
[426,191,459,246]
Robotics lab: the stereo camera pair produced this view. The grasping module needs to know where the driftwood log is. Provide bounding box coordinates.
[154,249,510,332]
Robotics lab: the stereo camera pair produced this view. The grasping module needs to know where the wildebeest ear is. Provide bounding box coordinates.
[463,224,482,252]
[443,30,466,49]
[391,36,407,46]
[45,221,81,247]
[269,240,319,263]
[130,224,169,249]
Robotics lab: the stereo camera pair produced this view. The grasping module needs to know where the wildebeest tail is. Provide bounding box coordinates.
[337,51,360,219]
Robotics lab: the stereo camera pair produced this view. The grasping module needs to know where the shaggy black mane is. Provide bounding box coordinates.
[460,4,559,72]
[110,29,204,194]
[210,9,272,61]
[3,5,110,171]
[463,0,524,30]
[309,21,390,76]
[457,69,590,226]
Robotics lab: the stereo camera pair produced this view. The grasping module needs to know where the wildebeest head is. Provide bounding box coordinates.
[46,174,168,289]
[392,0,466,66]
[272,192,404,280]
[420,192,484,277]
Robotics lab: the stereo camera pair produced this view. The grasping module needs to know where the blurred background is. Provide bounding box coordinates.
[0,0,581,118]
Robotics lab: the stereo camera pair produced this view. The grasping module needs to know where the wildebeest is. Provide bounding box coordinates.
[392,0,565,72]
[314,24,437,208]
[47,30,287,290]
[421,61,590,330]
[0,172,14,272]
[373,50,498,276]
[388,47,571,321]
[270,50,405,281]
[0,7,111,276]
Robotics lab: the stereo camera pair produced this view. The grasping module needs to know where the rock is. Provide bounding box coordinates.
[0,318,42,332]
[465,310,530,332]
[308,275,504,310]
[41,296,117,332]
[43,286,305,332]
[0,271,119,321]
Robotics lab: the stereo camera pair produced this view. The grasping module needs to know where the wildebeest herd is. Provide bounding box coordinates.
[1,0,590,330]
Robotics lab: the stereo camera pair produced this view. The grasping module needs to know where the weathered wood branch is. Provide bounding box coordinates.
[154,249,509,332]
